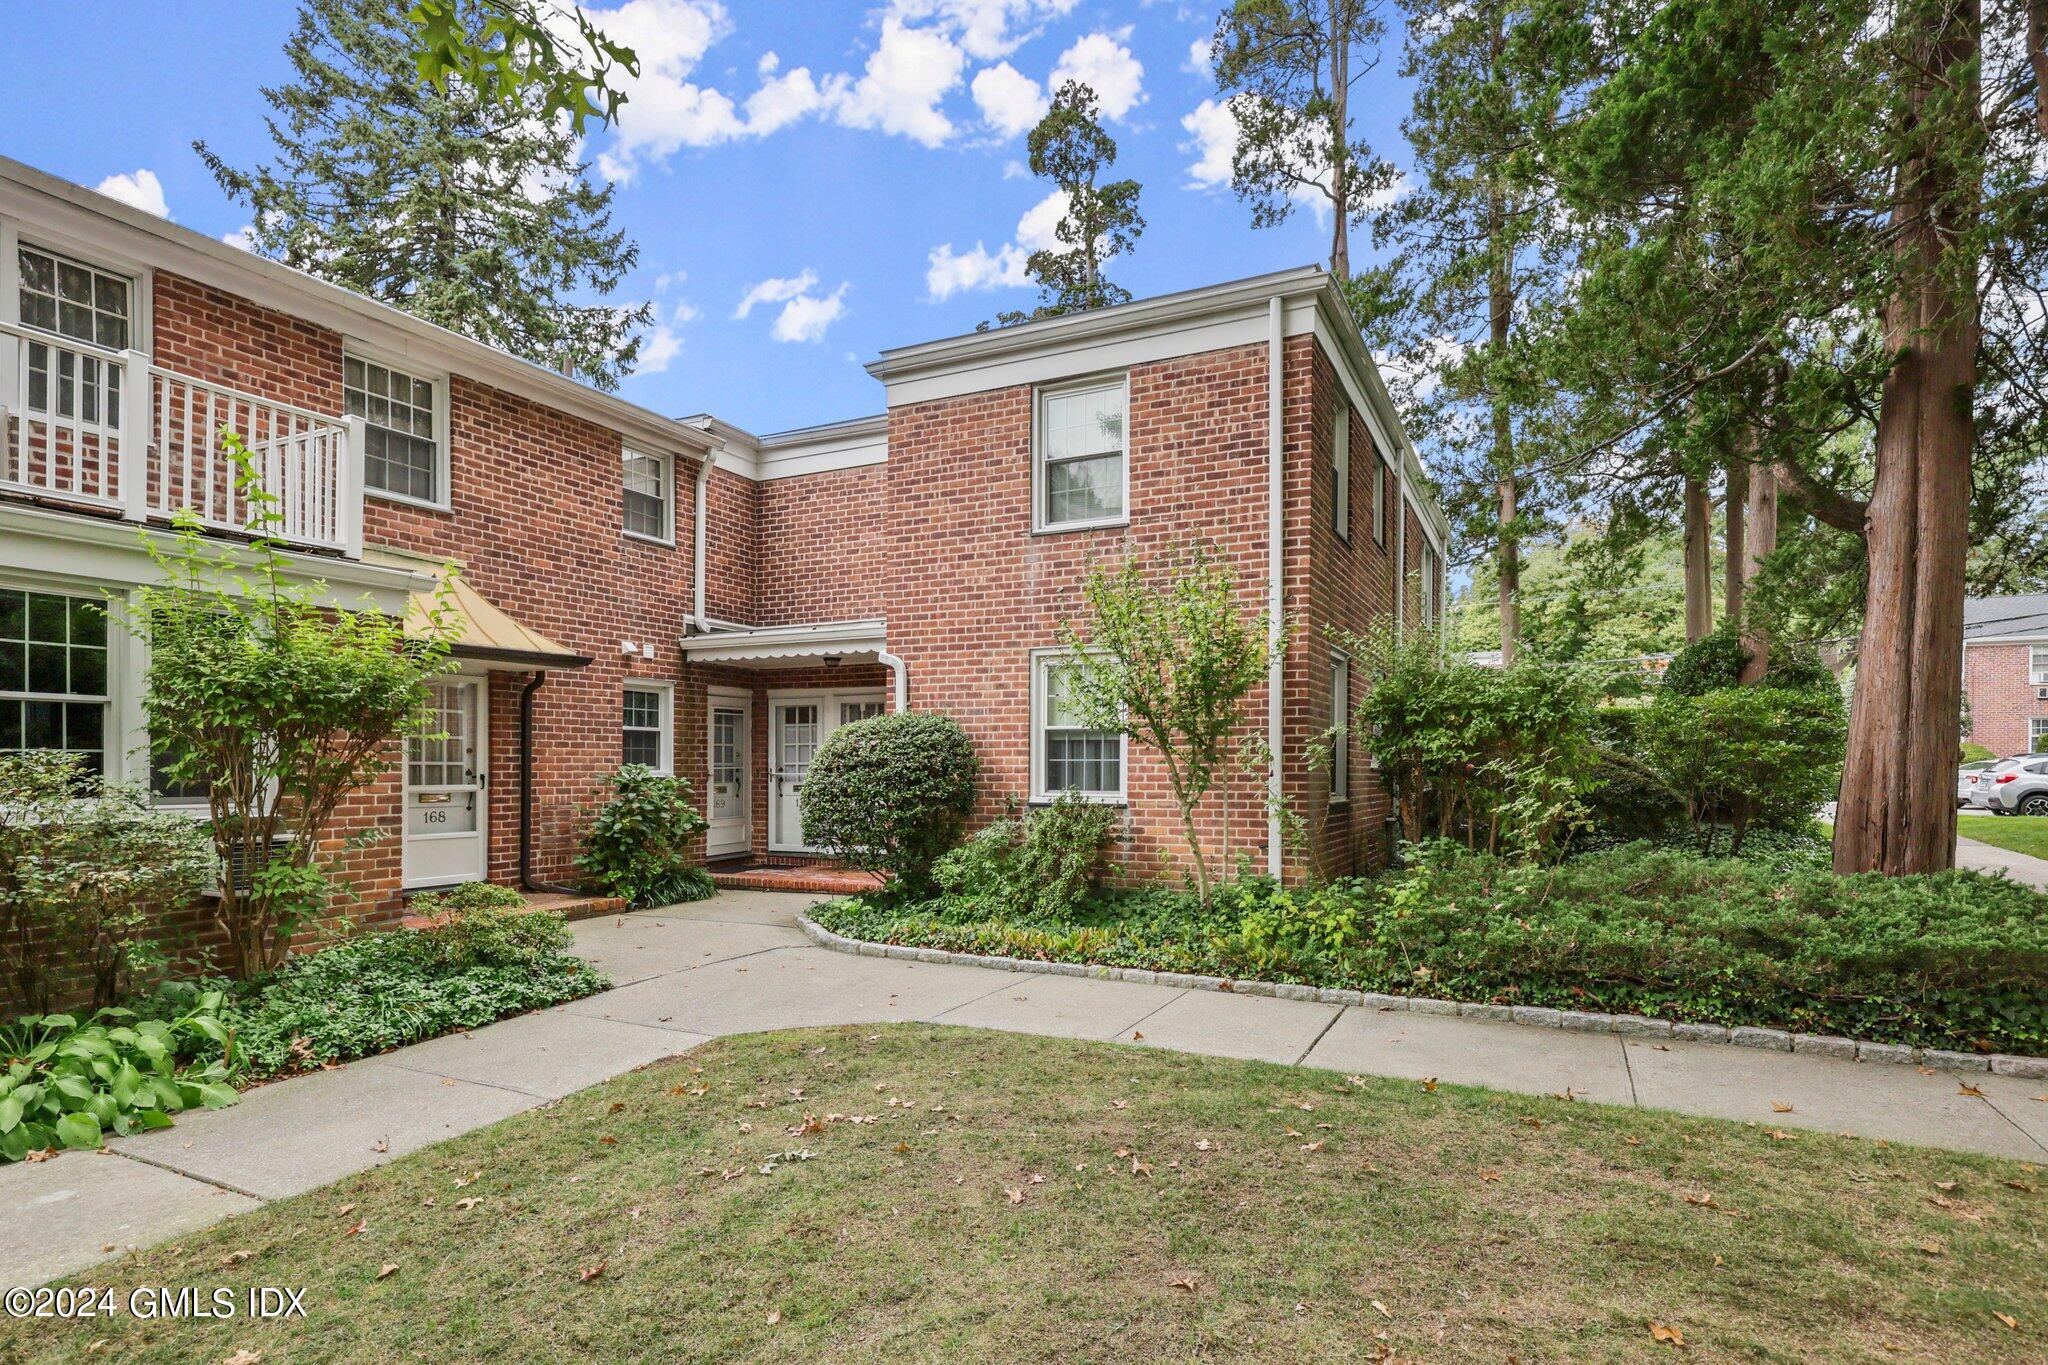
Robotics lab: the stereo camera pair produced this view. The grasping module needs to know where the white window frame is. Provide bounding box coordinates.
[2029,646,2048,686]
[1032,373,1130,534]
[0,578,116,781]
[622,680,673,775]
[1420,538,1439,625]
[621,447,674,545]
[2,224,154,356]
[1333,400,1351,541]
[2032,715,2048,751]
[1329,651,1350,804]
[345,345,452,512]
[1028,647,1127,803]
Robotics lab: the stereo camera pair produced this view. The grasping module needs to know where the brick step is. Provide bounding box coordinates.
[402,888,626,929]
[709,865,883,895]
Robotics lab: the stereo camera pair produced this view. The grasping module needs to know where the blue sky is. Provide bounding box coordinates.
[2,1,1416,433]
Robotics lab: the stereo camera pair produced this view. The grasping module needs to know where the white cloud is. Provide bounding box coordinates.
[735,270,848,342]
[1049,31,1144,120]
[1015,189,1068,253]
[1183,34,1213,75]
[96,169,169,218]
[888,0,1079,59]
[582,0,742,177]
[1002,158,1028,179]
[771,284,849,342]
[821,17,965,147]
[222,224,258,252]
[671,298,701,324]
[637,324,683,374]
[926,241,1029,299]
[1180,97,1237,188]
[971,62,1047,137]
[734,269,819,319]
[745,66,826,135]
[757,50,781,75]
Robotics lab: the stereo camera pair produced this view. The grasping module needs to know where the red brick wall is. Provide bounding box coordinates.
[1963,642,2048,758]
[704,465,758,622]
[756,465,890,625]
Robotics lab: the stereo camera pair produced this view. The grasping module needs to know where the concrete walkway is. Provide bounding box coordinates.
[6,888,2045,1288]
[1956,833,2048,888]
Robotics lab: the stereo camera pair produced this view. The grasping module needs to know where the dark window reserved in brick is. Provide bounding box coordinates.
[0,589,108,774]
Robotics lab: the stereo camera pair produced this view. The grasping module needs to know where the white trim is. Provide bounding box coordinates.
[1032,372,1130,534]
[1265,296,1284,876]
[680,618,889,666]
[1332,398,1350,542]
[622,677,674,775]
[682,412,887,483]
[1027,647,1128,805]
[622,446,675,546]
[344,343,452,512]
[1329,650,1350,805]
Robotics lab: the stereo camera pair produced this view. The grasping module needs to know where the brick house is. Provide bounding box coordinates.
[0,157,1447,935]
[1962,593,2048,758]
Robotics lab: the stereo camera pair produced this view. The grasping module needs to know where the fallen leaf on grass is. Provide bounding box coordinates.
[1768,1129,1797,1142]
[579,1262,606,1283]
[2004,1180,2036,1193]
[1918,1239,1945,1256]
[766,1309,781,1325]
[375,1264,398,1281]
[1131,1031,1144,1041]
[1169,1274,1197,1291]
[453,1172,481,1188]
[221,1351,263,1365]
[1131,1156,1152,1176]
[1370,1299,1392,1320]
[1420,1078,1438,1093]
[343,1220,366,1237]
[1683,1192,1717,1209]
[335,1203,356,1216]
[454,1197,480,1211]
[1194,1139,1216,1152]
[1648,1322,1685,1346]
[1006,1187,1026,1204]
[1935,1181,1958,1192]
[1300,1141,1325,1153]
[1110,1100,1127,1110]
[220,1250,253,1268]
[1478,1169,1502,1182]
[1993,1312,2018,1330]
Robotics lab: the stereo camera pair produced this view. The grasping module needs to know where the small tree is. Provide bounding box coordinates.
[992,80,1145,326]
[129,439,455,979]
[801,713,980,898]
[0,752,213,1012]
[1057,545,1275,899]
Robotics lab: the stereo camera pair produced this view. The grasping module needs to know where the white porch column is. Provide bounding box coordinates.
[118,349,150,521]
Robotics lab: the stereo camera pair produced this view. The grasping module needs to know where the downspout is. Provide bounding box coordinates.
[878,649,908,711]
[1266,296,1285,879]
[1395,446,1408,633]
[692,454,711,630]
[519,671,579,895]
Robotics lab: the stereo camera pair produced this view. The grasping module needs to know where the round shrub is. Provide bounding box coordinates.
[1660,625,1749,695]
[576,766,714,908]
[801,712,980,896]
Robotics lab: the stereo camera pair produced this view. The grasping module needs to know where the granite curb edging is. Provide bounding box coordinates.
[792,912,2048,1080]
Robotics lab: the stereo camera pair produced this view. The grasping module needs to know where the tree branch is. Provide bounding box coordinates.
[1773,459,1869,536]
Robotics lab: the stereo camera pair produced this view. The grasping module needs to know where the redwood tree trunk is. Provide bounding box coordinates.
[1682,475,1714,641]
[1737,462,1779,684]
[1832,0,1979,876]
[1724,457,1748,628]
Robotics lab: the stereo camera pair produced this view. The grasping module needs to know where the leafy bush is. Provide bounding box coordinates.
[0,752,215,1012]
[801,713,980,897]
[1213,876,1365,978]
[933,793,1123,918]
[0,995,237,1161]
[577,766,714,907]
[404,881,525,917]
[1348,626,1601,856]
[1637,684,1845,851]
[149,908,608,1080]
[1961,740,1996,764]
[1579,747,1685,844]
[1660,625,1749,695]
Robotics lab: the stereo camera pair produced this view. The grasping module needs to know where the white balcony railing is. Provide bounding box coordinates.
[0,318,364,557]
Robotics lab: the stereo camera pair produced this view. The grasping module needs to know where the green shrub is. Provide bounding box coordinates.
[1661,625,1749,695]
[149,909,609,1080]
[577,766,714,908]
[0,995,237,1161]
[933,793,1122,918]
[801,713,980,897]
[405,881,525,917]
[1637,685,1845,851]
[1579,747,1686,844]
[1961,740,1996,764]
[1213,876,1365,978]
[0,752,215,1013]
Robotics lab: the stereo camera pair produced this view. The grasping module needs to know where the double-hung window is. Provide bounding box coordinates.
[622,449,672,542]
[2030,646,2048,686]
[19,245,131,349]
[1031,651,1125,801]
[2032,716,2048,751]
[1420,541,1440,626]
[0,588,109,775]
[1330,652,1350,803]
[1333,401,1351,540]
[622,683,672,773]
[1035,376,1127,531]
[1374,449,1390,549]
[346,355,442,505]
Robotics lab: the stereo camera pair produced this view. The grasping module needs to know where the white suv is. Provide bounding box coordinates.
[1970,755,2048,816]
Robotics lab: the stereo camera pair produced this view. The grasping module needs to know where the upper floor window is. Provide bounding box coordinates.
[19,245,130,350]
[1420,539,1440,626]
[1030,650,1125,802]
[1374,450,1390,549]
[2033,715,2048,750]
[1333,401,1351,541]
[622,449,672,543]
[2029,646,2048,686]
[1035,376,1127,532]
[346,355,442,505]
[0,588,108,776]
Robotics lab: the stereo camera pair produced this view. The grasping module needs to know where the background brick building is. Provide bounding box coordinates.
[1962,593,2048,758]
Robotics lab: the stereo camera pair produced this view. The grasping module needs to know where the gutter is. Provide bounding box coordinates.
[1266,296,1285,880]
[878,649,909,711]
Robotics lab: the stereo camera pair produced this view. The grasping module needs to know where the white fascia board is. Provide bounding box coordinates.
[0,157,711,464]
[0,502,430,613]
[682,412,888,482]
[1964,635,2048,647]
[681,618,888,663]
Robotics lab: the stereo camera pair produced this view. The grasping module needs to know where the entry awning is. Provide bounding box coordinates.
[366,546,593,670]
[680,618,888,666]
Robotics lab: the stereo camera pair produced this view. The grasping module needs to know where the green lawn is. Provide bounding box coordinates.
[1957,813,2048,860]
[10,1026,2045,1363]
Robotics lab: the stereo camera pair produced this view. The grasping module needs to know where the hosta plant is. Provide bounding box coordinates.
[0,996,238,1161]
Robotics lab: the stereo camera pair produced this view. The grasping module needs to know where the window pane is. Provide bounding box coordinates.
[1045,452,1122,525]
[348,358,439,501]
[1042,385,1124,460]
[623,730,661,768]
[623,689,661,729]
[19,247,53,294]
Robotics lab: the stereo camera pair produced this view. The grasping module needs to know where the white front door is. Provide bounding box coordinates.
[706,690,751,858]
[769,690,885,853]
[404,676,487,887]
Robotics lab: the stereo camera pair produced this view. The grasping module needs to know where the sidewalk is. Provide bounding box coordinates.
[5,888,2044,1288]
[1956,833,2048,889]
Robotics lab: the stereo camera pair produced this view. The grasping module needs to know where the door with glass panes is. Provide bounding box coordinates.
[404,677,487,887]
[768,691,886,852]
[706,690,751,857]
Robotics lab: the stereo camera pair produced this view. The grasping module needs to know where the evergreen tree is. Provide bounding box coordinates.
[1208,0,1395,281]
[993,81,1144,327]
[199,0,650,389]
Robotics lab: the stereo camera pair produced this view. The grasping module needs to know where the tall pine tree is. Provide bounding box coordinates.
[994,81,1144,327]
[199,0,649,389]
